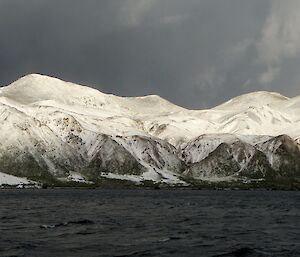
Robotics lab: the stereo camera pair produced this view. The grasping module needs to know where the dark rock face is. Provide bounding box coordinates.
[184,141,273,180]
[0,130,185,185]
[180,134,300,185]
[82,134,186,181]
[256,135,300,179]
[0,152,55,183]
[82,135,147,179]
[117,135,186,174]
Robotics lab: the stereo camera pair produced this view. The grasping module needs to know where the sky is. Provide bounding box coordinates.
[0,0,300,109]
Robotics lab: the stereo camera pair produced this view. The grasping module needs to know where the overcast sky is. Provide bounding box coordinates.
[1,0,300,108]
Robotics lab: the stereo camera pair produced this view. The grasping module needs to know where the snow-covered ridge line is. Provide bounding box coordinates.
[1,73,299,146]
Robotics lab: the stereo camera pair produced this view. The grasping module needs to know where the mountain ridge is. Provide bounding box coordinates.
[0,74,300,188]
[1,74,295,110]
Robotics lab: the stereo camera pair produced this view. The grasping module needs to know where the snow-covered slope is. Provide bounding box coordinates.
[0,172,35,187]
[1,74,300,144]
[0,74,299,187]
[214,91,289,111]
[0,74,183,115]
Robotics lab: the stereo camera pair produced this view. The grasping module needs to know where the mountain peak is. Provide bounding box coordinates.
[214,91,289,111]
[10,73,69,89]
[0,74,183,115]
[0,73,107,106]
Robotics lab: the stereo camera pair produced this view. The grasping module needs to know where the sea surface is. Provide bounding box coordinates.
[0,189,299,257]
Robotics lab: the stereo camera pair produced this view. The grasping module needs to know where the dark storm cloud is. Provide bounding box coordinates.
[0,0,299,108]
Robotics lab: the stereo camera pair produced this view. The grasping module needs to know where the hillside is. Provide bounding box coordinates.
[0,74,299,189]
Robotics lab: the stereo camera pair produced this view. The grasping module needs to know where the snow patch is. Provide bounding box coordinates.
[67,172,92,184]
[0,172,35,186]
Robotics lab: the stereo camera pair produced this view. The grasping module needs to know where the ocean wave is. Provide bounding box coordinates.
[40,219,94,229]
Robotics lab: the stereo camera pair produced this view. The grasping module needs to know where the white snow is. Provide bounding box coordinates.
[0,73,300,184]
[100,172,143,184]
[0,172,33,186]
[100,170,187,185]
[1,74,300,146]
[67,172,92,183]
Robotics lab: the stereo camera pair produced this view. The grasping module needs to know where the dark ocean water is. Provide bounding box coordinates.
[0,189,299,257]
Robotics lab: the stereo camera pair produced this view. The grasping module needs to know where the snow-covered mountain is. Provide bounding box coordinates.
[0,74,300,188]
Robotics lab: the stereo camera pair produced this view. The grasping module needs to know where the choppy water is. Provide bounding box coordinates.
[0,189,299,257]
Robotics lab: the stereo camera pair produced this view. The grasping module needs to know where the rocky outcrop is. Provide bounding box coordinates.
[181,134,300,184]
